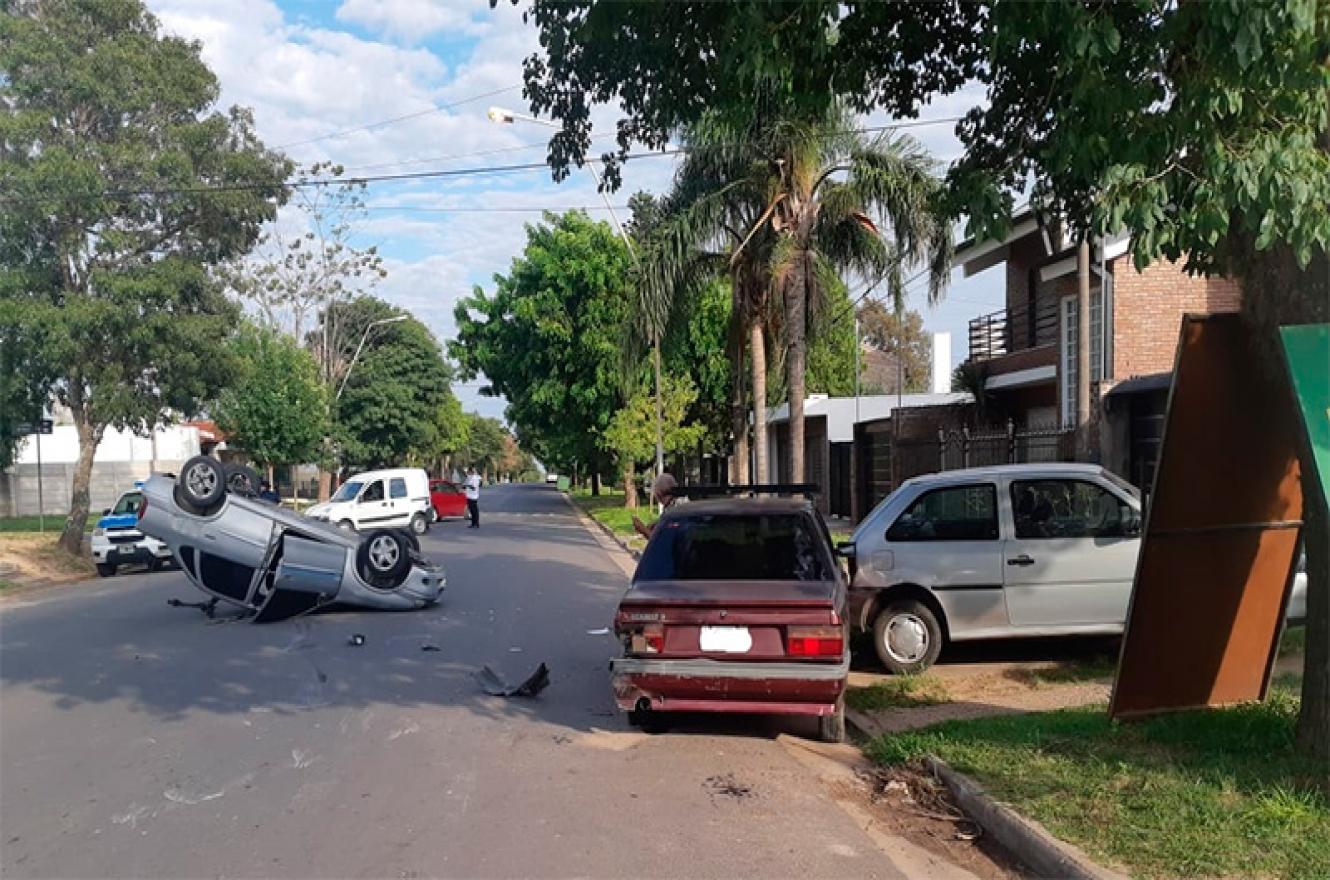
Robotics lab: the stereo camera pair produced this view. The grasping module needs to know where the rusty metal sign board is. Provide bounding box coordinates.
[1110,314,1304,719]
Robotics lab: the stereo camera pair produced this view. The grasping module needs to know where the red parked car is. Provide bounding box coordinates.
[611,490,849,741]
[429,480,468,521]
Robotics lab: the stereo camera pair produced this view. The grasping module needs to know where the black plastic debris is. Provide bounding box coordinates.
[347,633,366,647]
[477,662,550,697]
[420,644,442,652]
[167,597,219,618]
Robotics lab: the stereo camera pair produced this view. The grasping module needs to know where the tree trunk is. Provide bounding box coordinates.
[291,463,301,504]
[1297,463,1329,763]
[623,460,638,509]
[317,469,331,502]
[750,318,769,483]
[785,257,808,484]
[59,409,103,555]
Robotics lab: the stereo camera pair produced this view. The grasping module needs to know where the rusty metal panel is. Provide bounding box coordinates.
[1110,314,1304,719]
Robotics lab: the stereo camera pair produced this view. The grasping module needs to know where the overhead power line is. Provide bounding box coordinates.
[358,203,632,213]
[275,84,523,150]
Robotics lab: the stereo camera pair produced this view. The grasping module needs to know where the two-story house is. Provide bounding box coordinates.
[958,209,1241,491]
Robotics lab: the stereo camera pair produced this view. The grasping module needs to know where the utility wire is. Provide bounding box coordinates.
[275,84,522,150]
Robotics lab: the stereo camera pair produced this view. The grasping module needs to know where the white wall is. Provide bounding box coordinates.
[12,425,200,466]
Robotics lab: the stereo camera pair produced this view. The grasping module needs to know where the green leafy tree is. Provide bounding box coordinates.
[0,0,289,552]
[451,212,633,491]
[321,297,453,471]
[766,274,858,403]
[857,302,932,395]
[662,276,734,454]
[455,414,508,479]
[0,309,50,470]
[413,390,469,475]
[605,375,707,508]
[517,0,1330,759]
[214,324,327,482]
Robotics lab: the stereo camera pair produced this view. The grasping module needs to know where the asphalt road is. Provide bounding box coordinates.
[0,484,923,879]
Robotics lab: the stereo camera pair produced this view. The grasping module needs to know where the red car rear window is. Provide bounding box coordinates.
[636,513,832,582]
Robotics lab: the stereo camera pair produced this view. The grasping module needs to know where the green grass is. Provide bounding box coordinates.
[0,514,91,533]
[0,578,18,592]
[870,693,1329,879]
[1281,626,1307,657]
[847,674,951,711]
[570,488,657,541]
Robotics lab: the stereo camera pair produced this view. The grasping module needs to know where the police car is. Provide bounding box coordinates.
[90,484,173,577]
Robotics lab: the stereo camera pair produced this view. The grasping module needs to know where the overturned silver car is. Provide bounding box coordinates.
[137,457,445,622]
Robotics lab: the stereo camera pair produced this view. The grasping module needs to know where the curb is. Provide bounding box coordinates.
[924,756,1128,880]
[562,492,641,560]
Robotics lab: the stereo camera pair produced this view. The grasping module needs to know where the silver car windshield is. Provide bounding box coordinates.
[332,480,363,503]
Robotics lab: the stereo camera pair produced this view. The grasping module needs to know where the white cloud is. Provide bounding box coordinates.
[335,0,490,43]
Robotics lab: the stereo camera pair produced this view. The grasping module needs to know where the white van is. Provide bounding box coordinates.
[305,468,432,535]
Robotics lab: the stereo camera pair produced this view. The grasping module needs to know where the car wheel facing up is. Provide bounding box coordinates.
[873,598,943,675]
[175,455,226,516]
[410,512,428,536]
[95,562,116,578]
[356,529,411,589]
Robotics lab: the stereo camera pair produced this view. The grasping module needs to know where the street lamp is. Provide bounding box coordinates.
[488,106,665,481]
[337,315,409,400]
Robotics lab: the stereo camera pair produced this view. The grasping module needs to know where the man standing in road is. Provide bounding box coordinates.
[632,472,677,541]
[465,467,482,529]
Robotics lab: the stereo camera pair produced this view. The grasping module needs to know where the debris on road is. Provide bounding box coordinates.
[508,646,523,652]
[347,633,366,647]
[704,774,754,800]
[420,644,442,652]
[167,597,219,618]
[477,662,550,697]
[586,627,610,635]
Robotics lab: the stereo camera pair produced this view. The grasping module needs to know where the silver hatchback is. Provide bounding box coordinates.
[137,457,444,622]
[845,463,1307,673]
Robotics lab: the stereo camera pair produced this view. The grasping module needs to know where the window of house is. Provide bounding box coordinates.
[1061,288,1105,427]
[361,480,385,502]
[389,477,407,498]
[886,484,998,542]
[1010,479,1134,539]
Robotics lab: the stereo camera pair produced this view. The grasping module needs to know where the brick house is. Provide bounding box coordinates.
[959,209,1241,490]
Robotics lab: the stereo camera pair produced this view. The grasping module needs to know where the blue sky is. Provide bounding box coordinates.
[148,0,1006,422]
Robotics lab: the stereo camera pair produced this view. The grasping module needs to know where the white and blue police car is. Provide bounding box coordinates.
[90,483,173,577]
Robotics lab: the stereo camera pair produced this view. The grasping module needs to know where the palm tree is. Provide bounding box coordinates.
[637,96,952,486]
[635,113,781,483]
[762,106,953,482]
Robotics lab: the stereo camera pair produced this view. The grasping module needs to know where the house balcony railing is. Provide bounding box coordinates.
[967,298,1060,362]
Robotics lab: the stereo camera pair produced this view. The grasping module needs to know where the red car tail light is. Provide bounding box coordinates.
[137,497,148,521]
[787,626,843,657]
[629,623,664,655]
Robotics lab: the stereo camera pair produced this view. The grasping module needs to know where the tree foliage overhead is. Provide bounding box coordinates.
[321,297,453,471]
[215,323,328,470]
[0,0,289,551]
[450,211,633,474]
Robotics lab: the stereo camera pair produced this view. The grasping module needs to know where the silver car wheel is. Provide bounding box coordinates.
[185,462,218,500]
[884,613,929,664]
[367,534,400,572]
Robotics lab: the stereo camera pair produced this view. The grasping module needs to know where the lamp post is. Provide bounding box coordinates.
[337,314,408,400]
[488,106,665,482]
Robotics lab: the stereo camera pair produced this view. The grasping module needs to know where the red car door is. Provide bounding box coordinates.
[429,481,468,519]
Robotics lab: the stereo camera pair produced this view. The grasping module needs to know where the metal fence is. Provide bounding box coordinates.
[939,422,1076,470]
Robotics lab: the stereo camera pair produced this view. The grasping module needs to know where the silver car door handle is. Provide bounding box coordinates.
[1007,554,1035,566]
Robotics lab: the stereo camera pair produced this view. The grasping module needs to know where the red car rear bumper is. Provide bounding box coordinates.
[610,654,848,716]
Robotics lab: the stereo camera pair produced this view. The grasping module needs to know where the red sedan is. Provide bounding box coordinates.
[611,493,849,741]
[429,480,468,521]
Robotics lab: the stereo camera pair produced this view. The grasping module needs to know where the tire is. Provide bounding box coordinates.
[818,694,846,743]
[409,512,428,536]
[176,455,226,515]
[396,528,421,554]
[95,562,116,578]
[873,598,944,675]
[223,463,262,498]
[356,529,411,590]
[628,709,670,734]
[428,507,438,524]
[337,520,356,533]
[150,556,168,573]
